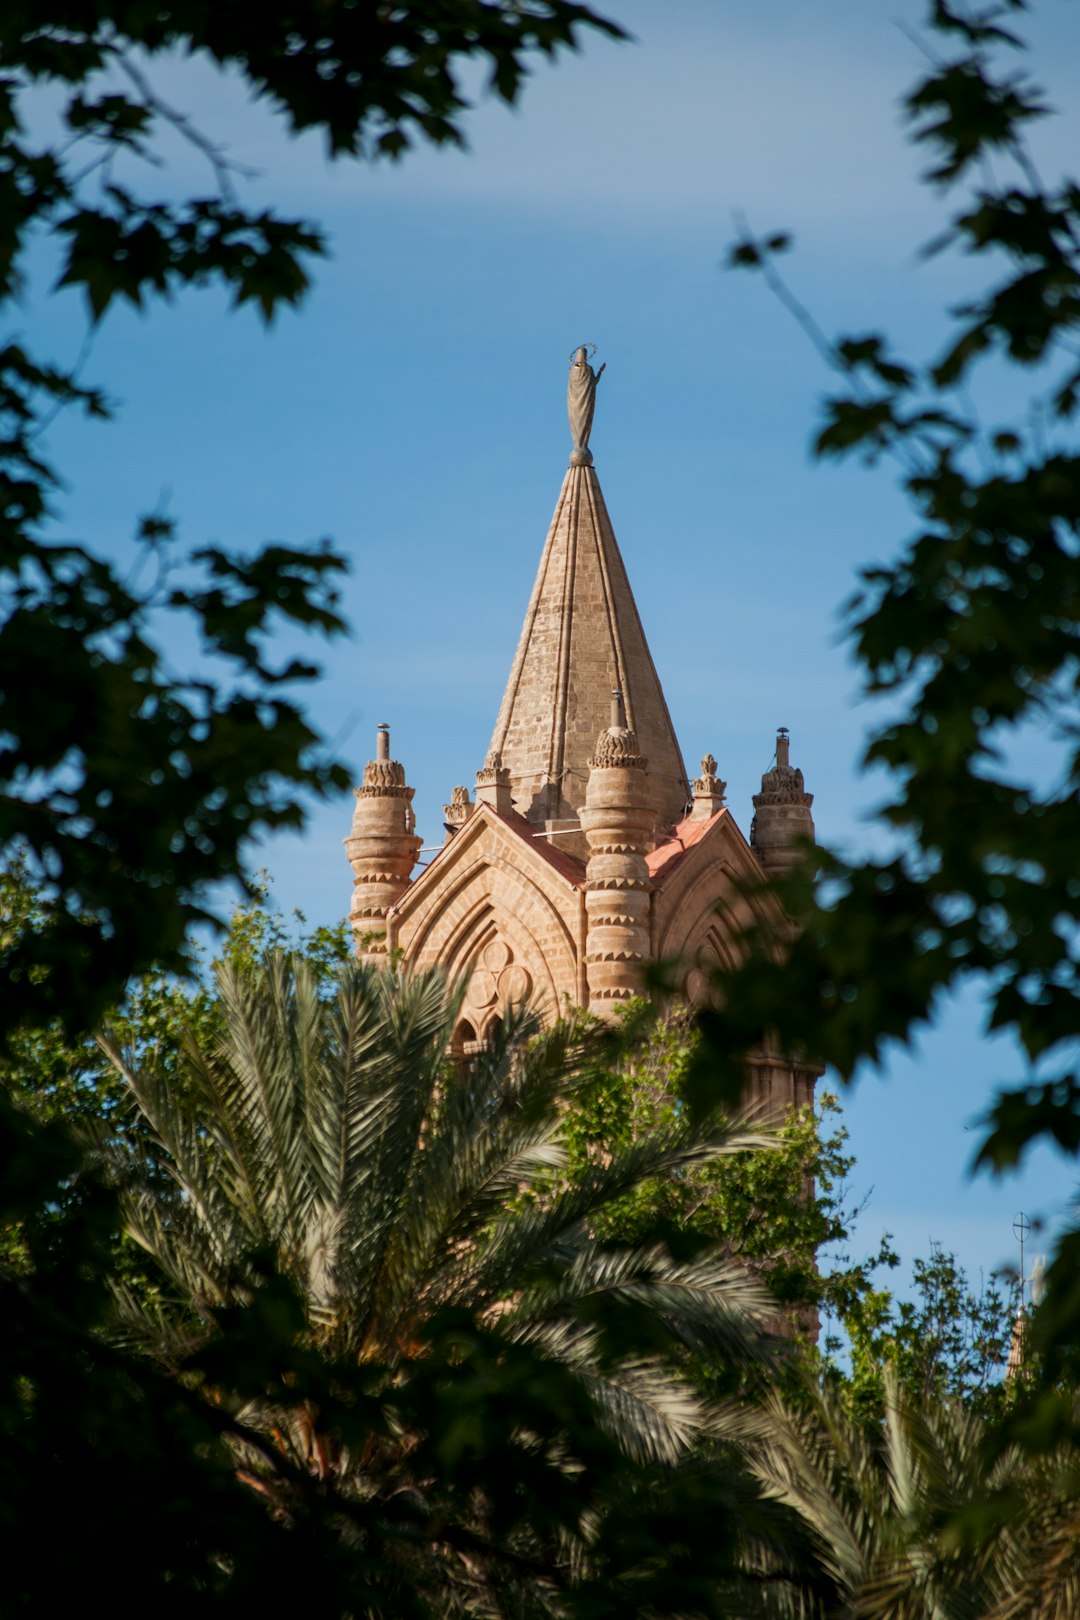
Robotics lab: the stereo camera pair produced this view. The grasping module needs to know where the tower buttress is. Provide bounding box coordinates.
[344,724,421,961]
[580,692,655,1018]
[750,727,815,875]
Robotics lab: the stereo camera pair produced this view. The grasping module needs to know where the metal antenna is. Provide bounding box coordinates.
[1013,1211,1031,1305]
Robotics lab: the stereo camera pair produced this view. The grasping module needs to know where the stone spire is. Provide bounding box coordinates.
[344,724,421,960]
[750,727,815,874]
[580,691,655,1017]
[487,355,689,850]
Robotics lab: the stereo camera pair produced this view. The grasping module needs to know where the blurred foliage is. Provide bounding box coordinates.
[0,863,350,1128]
[712,0,1080,1408]
[0,1085,389,1617]
[6,1063,811,1619]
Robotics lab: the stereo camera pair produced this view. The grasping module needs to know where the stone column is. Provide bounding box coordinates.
[344,724,421,961]
[580,692,655,1017]
[750,727,815,875]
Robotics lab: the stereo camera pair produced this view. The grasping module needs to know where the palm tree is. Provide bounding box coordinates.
[747,1368,1080,1620]
[100,952,813,1615]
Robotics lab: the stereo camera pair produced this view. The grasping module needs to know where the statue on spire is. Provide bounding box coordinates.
[567,345,605,464]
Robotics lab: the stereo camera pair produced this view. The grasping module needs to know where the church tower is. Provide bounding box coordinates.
[344,349,818,1111]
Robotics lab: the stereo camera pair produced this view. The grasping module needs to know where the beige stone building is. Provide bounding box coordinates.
[345,350,817,1112]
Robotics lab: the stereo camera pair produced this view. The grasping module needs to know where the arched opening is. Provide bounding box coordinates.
[450,1017,484,1078]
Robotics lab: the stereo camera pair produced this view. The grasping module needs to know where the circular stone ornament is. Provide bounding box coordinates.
[482,937,512,973]
[499,964,532,1005]
[467,968,498,1008]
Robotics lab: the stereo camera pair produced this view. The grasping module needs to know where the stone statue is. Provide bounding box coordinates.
[567,345,605,461]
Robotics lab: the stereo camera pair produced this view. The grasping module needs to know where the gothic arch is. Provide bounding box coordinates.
[653,824,785,969]
[397,841,579,1023]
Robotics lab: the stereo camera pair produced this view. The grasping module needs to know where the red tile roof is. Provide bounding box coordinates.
[647,810,728,888]
[502,808,586,885]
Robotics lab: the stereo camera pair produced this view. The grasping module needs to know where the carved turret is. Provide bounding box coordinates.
[750,727,815,874]
[580,691,655,1017]
[344,724,421,960]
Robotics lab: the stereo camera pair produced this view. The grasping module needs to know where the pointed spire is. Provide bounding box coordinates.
[488,364,688,843]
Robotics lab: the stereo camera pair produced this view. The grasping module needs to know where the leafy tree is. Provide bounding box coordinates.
[687,0,1080,1386]
[841,1243,1014,1420]
[0,866,350,1130]
[555,1006,1019,1419]
[561,1002,896,1343]
[95,950,820,1616]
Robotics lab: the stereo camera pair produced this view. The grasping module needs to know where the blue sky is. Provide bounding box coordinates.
[27,0,1080,1295]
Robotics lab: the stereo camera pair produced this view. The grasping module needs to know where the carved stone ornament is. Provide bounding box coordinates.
[443,784,474,826]
[358,757,411,799]
[589,726,648,771]
[465,937,532,1013]
[753,763,813,808]
[692,752,726,802]
[475,748,511,787]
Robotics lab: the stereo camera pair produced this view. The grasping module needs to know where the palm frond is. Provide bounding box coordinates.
[104,951,792,1516]
[469,1113,775,1310]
